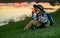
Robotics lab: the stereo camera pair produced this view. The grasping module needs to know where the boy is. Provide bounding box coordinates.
[24,5,53,31]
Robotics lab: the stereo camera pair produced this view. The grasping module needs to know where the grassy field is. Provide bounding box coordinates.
[0,10,60,38]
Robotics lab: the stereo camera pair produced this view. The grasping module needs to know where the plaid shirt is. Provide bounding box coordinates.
[32,12,53,25]
[32,12,48,23]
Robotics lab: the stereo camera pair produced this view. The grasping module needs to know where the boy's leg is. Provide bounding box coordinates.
[24,20,41,31]
[44,23,50,28]
[36,22,41,27]
[24,20,36,30]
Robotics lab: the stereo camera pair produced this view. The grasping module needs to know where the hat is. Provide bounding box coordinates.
[33,5,45,12]
[38,5,44,9]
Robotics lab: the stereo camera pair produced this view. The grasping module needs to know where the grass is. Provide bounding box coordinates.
[0,10,60,38]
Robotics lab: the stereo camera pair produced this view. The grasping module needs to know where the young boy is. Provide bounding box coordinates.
[24,5,53,31]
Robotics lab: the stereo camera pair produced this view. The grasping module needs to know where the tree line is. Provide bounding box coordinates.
[0,0,60,3]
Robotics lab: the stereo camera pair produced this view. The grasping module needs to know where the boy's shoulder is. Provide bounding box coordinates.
[44,12,50,15]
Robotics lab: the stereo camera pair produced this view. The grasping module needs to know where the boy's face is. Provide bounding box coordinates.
[34,8,40,12]
[33,7,43,14]
[35,8,43,13]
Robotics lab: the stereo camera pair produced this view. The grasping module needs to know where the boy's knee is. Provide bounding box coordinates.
[30,20,37,24]
[30,20,34,23]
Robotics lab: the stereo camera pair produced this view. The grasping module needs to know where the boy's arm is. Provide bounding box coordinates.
[32,11,37,20]
[47,13,53,26]
[32,12,35,20]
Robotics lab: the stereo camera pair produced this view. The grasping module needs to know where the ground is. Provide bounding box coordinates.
[0,10,60,38]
